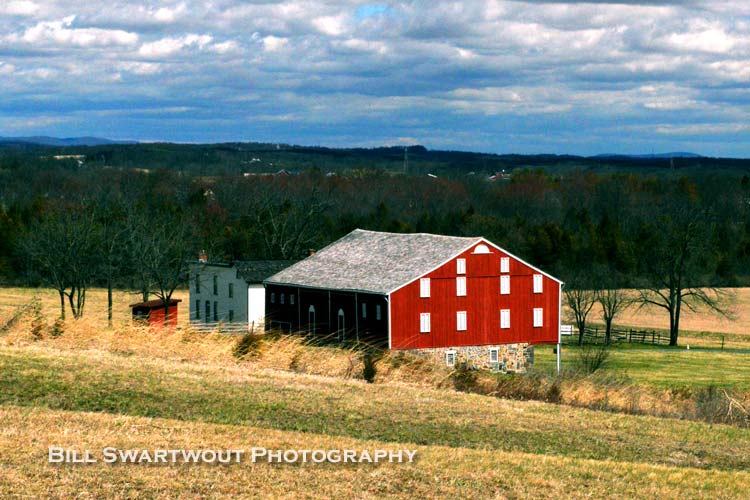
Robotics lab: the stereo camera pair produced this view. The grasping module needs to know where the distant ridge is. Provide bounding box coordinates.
[0,136,138,147]
[592,152,703,159]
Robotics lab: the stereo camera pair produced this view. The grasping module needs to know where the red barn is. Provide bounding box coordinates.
[264,229,562,372]
[130,298,181,327]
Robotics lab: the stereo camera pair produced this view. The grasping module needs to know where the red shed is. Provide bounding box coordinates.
[129,298,181,327]
[265,229,562,372]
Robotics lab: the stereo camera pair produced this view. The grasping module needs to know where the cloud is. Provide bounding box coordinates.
[138,34,212,57]
[11,15,138,47]
[0,0,749,156]
[0,1,39,17]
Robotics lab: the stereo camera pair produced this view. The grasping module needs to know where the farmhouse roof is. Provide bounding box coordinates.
[265,229,484,294]
[235,260,298,283]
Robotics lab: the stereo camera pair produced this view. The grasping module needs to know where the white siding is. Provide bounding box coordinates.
[189,263,251,326]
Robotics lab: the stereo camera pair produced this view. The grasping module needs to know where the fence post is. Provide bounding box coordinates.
[629,329,632,343]
[721,336,725,350]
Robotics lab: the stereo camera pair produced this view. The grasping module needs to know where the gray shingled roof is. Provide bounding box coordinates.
[264,229,482,294]
[235,260,298,283]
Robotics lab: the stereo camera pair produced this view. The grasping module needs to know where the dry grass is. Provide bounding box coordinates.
[2,405,748,499]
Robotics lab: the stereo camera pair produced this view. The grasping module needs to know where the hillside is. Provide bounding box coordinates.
[1,345,749,499]
[1,140,749,177]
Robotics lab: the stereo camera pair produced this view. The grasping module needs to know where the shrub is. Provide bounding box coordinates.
[362,353,378,383]
[232,332,263,359]
[451,362,479,392]
[576,343,610,374]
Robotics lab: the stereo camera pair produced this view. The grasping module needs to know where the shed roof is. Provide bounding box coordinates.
[129,298,182,309]
[265,229,483,294]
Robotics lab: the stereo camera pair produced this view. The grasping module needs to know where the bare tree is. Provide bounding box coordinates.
[126,210,192,326]
[634,196,734,346]
[565,286,598,346]
[21,208,99,319]
[596,287,634,345]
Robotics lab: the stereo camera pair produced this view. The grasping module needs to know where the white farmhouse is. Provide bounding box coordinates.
[189,260,295,329]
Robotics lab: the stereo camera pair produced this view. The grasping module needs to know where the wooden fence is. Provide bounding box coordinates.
[562,326,670,346]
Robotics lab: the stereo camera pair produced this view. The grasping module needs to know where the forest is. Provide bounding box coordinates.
[1,141,749,344]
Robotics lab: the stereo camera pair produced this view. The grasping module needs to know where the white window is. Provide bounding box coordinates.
[290,294,295,305]
[500,275,510,295]
[456,277,467,296]
[457,311,467,331]
[473,244,490,254]
[420,313,431,333]
[456,258,466,274]
[376,304,382,321]
[500,309,510,329]
[490,348,499,363]
[533,308,543,328]
[446,350,456,367]
[270,292,275,304]
[420,278,430,298]
[500,257,510,273]
[280,293,285,305]
[362,302,367,319]
[533,274,543,294]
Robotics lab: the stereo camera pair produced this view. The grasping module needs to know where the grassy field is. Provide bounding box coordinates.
[535,344,750,390]
[1,346,749,499]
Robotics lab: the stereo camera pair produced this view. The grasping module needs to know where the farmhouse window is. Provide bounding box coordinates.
[229,310,234,322]
[533,308,543,328]
[376,304,382,321]
[308,305,316,334]
[457,311,467,331]
[457,258,466,274]
[195,300,200,320]
[500,309,510,329]
[420,313,431,333]
[228,283,234,298]
[445,351,456,367]
[456,277,467,296]
[500,257,509,273]
[290,294,295,305]
[490,348,499,363]
[280,293,285,305]
[420,278,430,298]
[271,293,275,304]
[362,302,367,319]
[205,301,210,323]
[213,275,218,295]
[214,301,218,322]
[500,275,510,295]
[533,274,543,294]
[195,274,201,293]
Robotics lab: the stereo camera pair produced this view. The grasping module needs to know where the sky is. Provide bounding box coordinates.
[0,1,749,157]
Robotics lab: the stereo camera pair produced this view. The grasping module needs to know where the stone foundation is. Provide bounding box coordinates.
[404,343,534,373]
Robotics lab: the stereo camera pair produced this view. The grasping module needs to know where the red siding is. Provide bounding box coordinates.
[390,242,560,349]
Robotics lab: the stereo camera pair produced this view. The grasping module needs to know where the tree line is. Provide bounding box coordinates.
[1,155,748,342]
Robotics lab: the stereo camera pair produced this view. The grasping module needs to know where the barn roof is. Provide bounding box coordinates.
[265,229,483,294]
[235,260,298,283]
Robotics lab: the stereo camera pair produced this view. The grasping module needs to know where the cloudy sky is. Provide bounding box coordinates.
[1,1,749,156]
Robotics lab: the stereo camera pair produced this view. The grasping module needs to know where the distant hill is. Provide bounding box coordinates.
[0,136,137,147]
[592,152,703,159]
